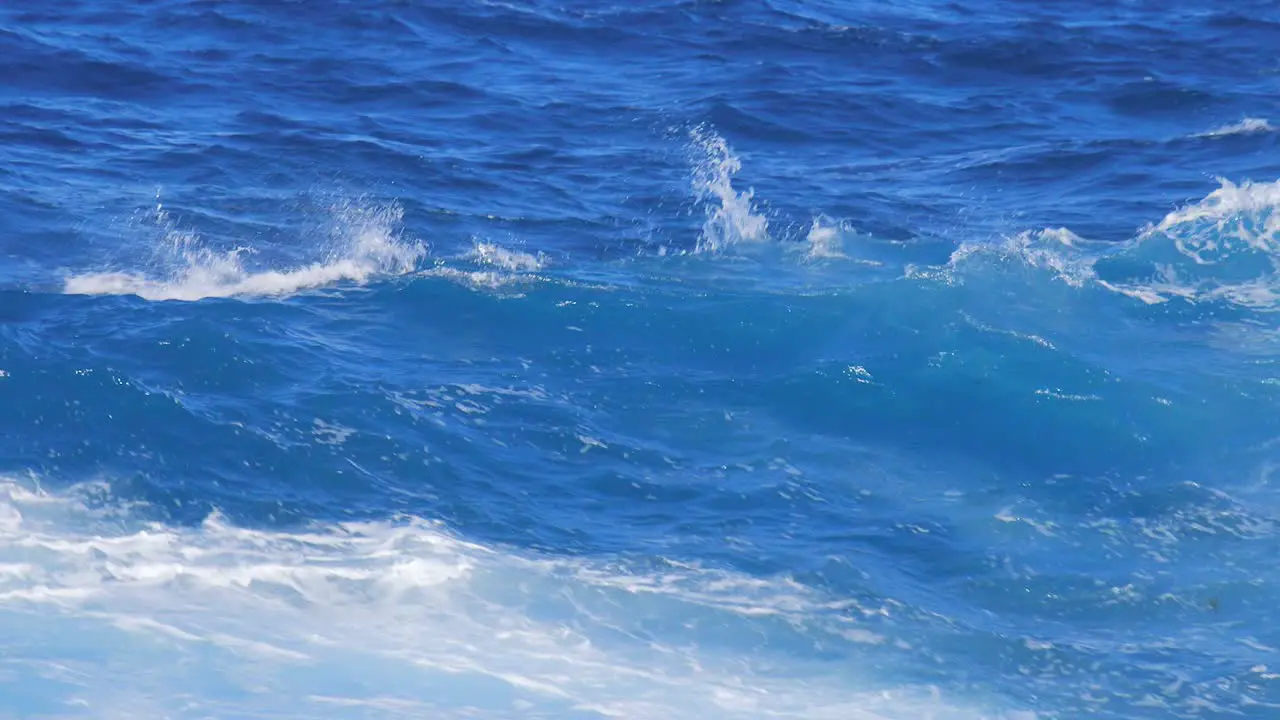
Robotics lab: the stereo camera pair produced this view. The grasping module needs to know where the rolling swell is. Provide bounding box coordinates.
[36,126,1280,544]
[4,0,1280,717]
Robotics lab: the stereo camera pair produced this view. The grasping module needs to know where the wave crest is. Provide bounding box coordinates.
[63,199,425,302]
[944,178,1280,310]
[468,240,546,272]
[1097,179,1280,306]
[689,126,770,253]
[1197,117,1274,138]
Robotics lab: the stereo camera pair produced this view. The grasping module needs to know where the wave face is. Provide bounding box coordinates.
[3,1,1280,719]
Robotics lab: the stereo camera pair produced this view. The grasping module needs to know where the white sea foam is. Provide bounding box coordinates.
[468,240,546,272]
[1197,117,1274,138]
[311,419,355,446]
[689,126,770,253]
[1099,178,1280,305]
[1149,178,1280,246]
[947,227,1097,287]
[804,215,848,259]
[423,265,514,290]
[940,179,1280,310]
[418,240,548,292]
[0,477,1028,720]
[63,200,425,302]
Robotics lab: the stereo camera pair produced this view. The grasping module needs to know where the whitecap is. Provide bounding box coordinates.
[804,215,848,259]
[938,179,1280,311]
[947,227,1098,288]
[0,476,1031,720]
[1150,177,1280,243]
[63,199,425,302]
[1096,178,1280,305]
[468,241,546,272]
[688,125,770,253]
[1197,117,1274,138]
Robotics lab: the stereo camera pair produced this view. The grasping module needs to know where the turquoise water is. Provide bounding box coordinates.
[2,2,1280,718]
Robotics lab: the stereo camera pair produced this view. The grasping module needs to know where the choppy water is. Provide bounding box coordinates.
[3,2,1280,718]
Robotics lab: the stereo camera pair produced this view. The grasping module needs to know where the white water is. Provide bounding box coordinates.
[63,200,425,302]
[938,178,1280,309]
[468,240,546,272]
[1149,178,1280,247]
[689,126,771,254]
[0,477,1031,720]
[1197,117,1274,138]
[419,240,549,292]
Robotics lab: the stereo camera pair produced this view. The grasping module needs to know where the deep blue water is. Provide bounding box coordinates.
[2,1,1280,718]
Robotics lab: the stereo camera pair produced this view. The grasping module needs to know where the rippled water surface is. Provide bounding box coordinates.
[3,1,1280,718]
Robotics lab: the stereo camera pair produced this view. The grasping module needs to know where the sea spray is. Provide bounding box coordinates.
[65,198,425,301]
[688,126,770,254]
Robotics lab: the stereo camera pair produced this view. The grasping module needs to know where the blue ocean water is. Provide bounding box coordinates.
[2,1,1280,717]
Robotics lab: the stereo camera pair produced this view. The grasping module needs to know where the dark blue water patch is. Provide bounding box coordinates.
[4,0,1280,717]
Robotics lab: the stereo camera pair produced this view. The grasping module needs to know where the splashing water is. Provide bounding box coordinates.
[946,227,1098,288]
[688,126,770,254]
[1096,178,1280,306]
[1149,178,1280,250]
[8,1,1280,718]
[63,199,425,302]
[934,178,1280,310]
[468,241,547,272]
[803,216,848,260]
[1197,118,1274,138]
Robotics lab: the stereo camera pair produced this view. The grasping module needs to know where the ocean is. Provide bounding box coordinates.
[2,1,1279,718]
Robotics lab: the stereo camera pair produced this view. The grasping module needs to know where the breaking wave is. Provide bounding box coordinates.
[63,200,425,302]
[940,178,1280,310]
[670,128,1280,316]
[1197,117,1274,138]
[688,126,771,254]
[0,477,1028,720]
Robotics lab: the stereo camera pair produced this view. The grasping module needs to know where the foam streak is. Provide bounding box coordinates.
[0,478,1023,719]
